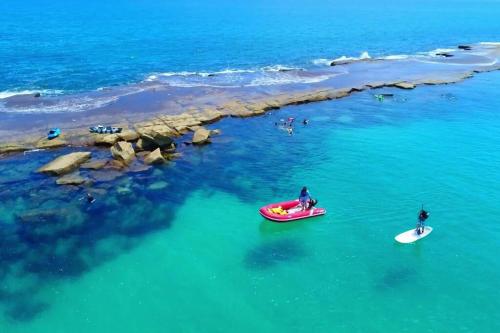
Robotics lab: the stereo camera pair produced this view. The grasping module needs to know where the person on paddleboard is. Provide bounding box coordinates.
[416,207,429,235]
[299,187,311,211]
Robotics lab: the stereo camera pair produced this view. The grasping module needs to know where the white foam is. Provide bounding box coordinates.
[425,48,457,57]
[247,74,334,87]
[480,42,500,46]
[414,58,498,67]
[330,51,372,64]
[261,65,301,72]
[0,89,63,100]
[359,51,371,60]
[0,88,147,114]
[381,54,409,60]
[312,58,333,66]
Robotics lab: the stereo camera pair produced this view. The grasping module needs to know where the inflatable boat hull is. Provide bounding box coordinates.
[259,199,326,222]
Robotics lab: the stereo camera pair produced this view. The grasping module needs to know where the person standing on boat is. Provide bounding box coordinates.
[299,187,311,211]
[416,207,429,235]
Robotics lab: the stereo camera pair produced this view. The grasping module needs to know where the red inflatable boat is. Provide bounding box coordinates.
[259,199,326,222]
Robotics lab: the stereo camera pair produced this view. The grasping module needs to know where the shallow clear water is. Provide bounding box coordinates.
[1,0,500,93]
[1,71,500,331]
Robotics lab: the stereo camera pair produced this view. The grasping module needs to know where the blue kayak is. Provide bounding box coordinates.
[47,128,61,140]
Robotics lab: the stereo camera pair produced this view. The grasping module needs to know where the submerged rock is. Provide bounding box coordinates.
[37,152,91,175]
[110,141,135,165]
[105,159,127,170]
[80,159,107,170]
[147,181,169,191]
[16,208,84,241]
[56,172,88,185]
[166,152,182,160]
[90,169,124,182]
[127,163,152,173]
[210,129,221,136]
[192,127,211,145]
[144,148,165,165]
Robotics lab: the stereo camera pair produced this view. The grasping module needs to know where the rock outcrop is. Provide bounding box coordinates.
[144,148,166,165]
[37,152,91,175]
[392,82,416,89]
[110,141,135,165]
[93,134,120,146]
[0,143,28,155]
[192,127,211,145]
[436,52,453,58]
[136,133,174,151]
[118,130,139,142]
[35,137,67,149]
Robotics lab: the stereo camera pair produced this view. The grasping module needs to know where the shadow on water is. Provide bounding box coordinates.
[375,267,418,291]
[258,218,313,236]
[244,239,306,270]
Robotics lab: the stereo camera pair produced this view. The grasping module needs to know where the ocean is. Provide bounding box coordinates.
[1,0,500,332]
[1,0,500,95]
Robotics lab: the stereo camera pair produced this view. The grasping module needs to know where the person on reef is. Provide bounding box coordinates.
[416,207,429,235]
[299,186,311,210]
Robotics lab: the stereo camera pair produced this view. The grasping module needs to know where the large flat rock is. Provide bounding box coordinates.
[37,152,91,175]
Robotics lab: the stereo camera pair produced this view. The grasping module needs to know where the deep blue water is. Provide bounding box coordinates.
[1,0,500,94]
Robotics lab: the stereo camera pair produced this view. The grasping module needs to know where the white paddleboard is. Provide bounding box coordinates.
[395,226,433,244]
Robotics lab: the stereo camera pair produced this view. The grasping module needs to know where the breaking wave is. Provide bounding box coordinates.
[0,89,64,100]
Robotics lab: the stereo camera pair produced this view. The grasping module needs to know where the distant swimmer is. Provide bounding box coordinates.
[87,193,96,204]
[287,127,293,135]
[302,119,309,125]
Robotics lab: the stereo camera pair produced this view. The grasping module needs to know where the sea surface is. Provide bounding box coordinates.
[1,0,500,332]
[1,71,500,332]
[1,0,500,96]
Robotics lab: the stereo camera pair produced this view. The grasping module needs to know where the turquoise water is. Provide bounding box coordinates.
[1,71,500,331]
[1,0,500,94]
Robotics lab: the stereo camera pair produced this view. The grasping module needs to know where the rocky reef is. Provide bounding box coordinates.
[1,43,499,186]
